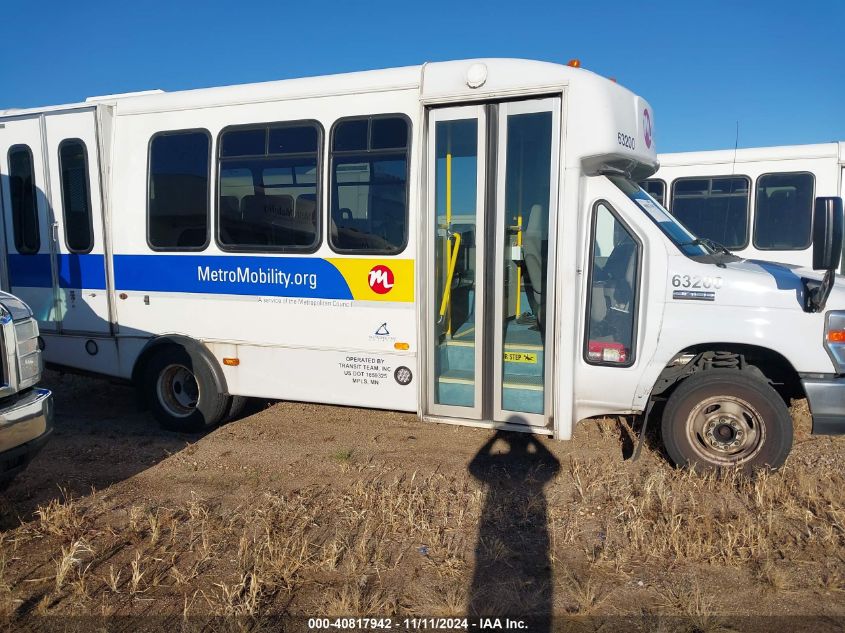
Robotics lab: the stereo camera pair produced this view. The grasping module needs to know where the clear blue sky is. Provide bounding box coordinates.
[2,0,843,152]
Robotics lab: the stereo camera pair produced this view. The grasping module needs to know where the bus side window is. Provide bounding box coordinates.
[639,178,666,207]
[670,176,750,250]
[58,139,94,253]
[217,121,321,251]
[753,172,814,251]
[7,145,40,255]
[329,115,410,254]
[148,130,210,251]
[585,202,640,366]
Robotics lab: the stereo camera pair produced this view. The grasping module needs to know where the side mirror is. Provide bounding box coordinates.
[813,197,844,271]
[806,197,844,312]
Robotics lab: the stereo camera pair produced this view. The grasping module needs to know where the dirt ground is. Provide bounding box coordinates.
[0,370,844,632]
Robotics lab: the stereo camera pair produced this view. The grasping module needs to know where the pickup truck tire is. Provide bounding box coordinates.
[143,346,229,433]
[661,369,793,471]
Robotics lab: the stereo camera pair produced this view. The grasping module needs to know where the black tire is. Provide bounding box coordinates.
[225,395,249,422]
[661,369,793,471]
[142,346,229,433]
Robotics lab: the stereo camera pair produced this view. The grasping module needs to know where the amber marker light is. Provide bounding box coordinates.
[567,59,581,68]
[827,330,845,343]
[394,342,410,350]
[223,358,240,366]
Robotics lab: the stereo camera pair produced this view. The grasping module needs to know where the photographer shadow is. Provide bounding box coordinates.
[467,426,560,629]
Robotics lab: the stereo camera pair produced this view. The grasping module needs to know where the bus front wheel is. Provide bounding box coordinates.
[661,369,793,471]
[143,346,229,433]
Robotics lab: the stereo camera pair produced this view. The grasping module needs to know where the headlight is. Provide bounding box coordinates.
[15,319,38,343]
[17,336,38,357]
[14,318,41,385]
[824,311,845,373]
[18,352,40,383]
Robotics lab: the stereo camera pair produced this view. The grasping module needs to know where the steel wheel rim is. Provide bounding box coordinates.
[156,364,200,418]
[685,395,765,466]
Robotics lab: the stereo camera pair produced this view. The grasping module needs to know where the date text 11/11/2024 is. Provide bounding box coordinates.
[307,617,530,630]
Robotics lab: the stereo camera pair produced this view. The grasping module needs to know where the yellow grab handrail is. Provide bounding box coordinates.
[446,153,452,225]
[515,213,523,315]
[439,232,462,319]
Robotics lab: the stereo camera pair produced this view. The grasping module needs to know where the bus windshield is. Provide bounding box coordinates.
[607,175,713,258]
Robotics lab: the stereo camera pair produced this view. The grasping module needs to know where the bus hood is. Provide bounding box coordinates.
[710,258,845,311]
[666,255,843,311]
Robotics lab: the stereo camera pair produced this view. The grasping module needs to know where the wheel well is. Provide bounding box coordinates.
[132,336,228,396]
[651,343,804,404]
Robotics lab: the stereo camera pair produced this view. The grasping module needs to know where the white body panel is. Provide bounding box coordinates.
[43,108,111,334]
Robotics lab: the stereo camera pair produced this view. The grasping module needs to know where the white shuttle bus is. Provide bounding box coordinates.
[643,143,845,269]
[1,59,844,470]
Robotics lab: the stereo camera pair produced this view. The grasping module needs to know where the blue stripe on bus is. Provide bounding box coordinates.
[7,254,107,290]
[7,254,52,288]
[58,254,107,290]
[112,254,354,300]
[7,253,362,300]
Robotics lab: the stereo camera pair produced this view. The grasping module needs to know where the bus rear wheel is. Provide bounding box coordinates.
[661,369,793,471]
[143,347,229,432]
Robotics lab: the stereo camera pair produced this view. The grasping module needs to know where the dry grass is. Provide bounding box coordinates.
[104,564,121,593]
[549,455,845,573]
[35,491,85,539]
[2,412,844,625]
[54,538,93,591]
[0,472,485,617]
[0,544,10,618]
[560,569,605,614]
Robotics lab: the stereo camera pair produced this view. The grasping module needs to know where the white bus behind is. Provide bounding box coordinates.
[643,143,845,269]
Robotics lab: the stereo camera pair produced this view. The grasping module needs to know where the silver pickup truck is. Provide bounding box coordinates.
[0,292,52,489]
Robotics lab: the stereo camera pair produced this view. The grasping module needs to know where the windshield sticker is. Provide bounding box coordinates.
[636,198,673,222]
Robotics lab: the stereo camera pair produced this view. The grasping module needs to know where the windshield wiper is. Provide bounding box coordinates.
[681,237,733,256]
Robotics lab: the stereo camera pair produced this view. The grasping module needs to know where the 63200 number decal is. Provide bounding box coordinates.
[671,274,723,289]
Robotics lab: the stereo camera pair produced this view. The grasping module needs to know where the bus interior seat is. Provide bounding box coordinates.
[604,240,636,311]
[331,209,362,249]
[589,240,636,346]
[330,217,339,242]
[590,285,608,327]
[522,203,547,327]
[232,195,272,244]
[239,195,262,222]
[333,207,356,236]
[271,195,294,218]
[241,195,293,220]
[295,194,317,224]
[337,207,353,223]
